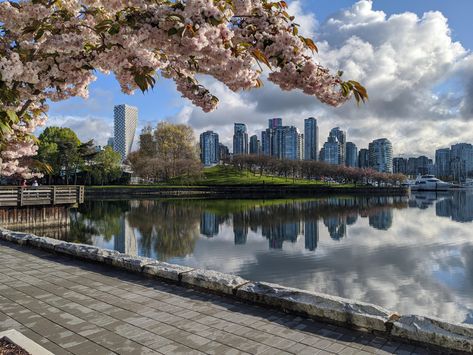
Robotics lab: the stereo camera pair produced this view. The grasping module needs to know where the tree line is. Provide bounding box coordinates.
[33,127,123,185]
[229,155,406,186]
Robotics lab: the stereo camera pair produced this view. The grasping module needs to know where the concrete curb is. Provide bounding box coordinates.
[0,228,472,353]
[0,329,53,355]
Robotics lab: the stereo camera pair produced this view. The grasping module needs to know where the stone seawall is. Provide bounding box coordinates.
[86,185,408,199]
[0,228,471,353]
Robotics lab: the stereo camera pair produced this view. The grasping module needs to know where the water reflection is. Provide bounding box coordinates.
[25,192,473,324]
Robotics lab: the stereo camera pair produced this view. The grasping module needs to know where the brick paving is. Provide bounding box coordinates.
[0,241,441,355]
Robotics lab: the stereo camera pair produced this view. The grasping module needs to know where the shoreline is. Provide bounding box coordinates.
[86,185,409,199]
[0,228,471,353]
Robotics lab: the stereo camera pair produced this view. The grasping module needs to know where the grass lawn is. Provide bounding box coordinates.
[193,165,327,186]
[89,166,356,188]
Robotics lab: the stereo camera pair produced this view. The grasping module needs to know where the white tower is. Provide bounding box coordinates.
[113,104,138,161]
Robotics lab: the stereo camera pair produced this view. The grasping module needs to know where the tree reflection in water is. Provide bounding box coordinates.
[27,196,408,257]
[127,200,200,260]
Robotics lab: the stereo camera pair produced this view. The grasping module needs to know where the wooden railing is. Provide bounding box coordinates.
[0,186,84,207]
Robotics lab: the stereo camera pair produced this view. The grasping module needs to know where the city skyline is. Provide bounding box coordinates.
[41,1,473,159]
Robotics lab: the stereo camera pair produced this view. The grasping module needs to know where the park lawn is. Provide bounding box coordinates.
[88,166,356,188]
[182,166,355,187]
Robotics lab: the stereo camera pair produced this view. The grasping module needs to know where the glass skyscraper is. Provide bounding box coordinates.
[304,117,319,161]
[345,142,358,167]
[200,131,220,166]
[368,138,393,173]
[233,123,248,155]
[113,104,138,161]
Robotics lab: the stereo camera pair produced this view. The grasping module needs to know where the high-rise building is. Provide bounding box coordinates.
[200,131,219,166]
[368,138,393,173]
[435,148,451,178]
[451,143,473,181]
[262,118,282,156]
[358,148,369,168]
[219,143,230,161]
[329,127,346,165]
[282,126,303,160]
[393,157,408,174]
[261,119,302,160]
[304,117,319,161]
[233,123,248,155]
[406,156,432,176]
[268,118,282,129]
[249,135,261,155]
[345,142,358,167]
[113,104,138,160]
[321,135,341,165]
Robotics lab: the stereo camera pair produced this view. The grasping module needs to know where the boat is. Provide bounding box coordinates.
[410,175,457,191]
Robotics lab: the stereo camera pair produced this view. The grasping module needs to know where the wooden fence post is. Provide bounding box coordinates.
[52,186,57,205]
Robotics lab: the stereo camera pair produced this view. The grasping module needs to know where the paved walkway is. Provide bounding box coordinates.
[0,241,440,355]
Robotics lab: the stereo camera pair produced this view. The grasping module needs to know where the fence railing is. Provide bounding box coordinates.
[0,186,84,207]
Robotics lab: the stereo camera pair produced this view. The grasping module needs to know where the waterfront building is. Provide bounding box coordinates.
[329,127,346,165]
[282,126,303,160]
[233,123,248,155]
[262,118,282,156]
[200,131,220,166]
[321,135,341,165]
[358,148,369,168]
[435,148,451,178]
[406,156,432,176]
[345,142,358,167]
[393,157,408,174]
[261,119,302,160]
[368,138,393,173]
[269,118,282,129]
[113,104,138,161]
[451,143,473,181]
[249,134,261,155]
[304,117,319,161]
[219,143,230,161]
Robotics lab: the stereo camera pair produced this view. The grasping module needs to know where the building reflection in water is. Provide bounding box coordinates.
[114,213,138,256]
[436,192,473,223]
[368,210,393,231]
[200,211,220,237]
[30,195,411,257]
[323,216,347,241]
[262,222,301,249]
[304,220,318,251]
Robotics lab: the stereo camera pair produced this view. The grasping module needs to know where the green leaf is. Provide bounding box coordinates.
[6,110,19,123]
[108,23,120,35]
[134,75,148,92]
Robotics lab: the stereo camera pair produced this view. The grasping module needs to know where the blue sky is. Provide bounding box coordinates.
[47,0,473,156]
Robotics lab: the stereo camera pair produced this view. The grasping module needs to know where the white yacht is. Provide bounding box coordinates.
[410,175,454,191]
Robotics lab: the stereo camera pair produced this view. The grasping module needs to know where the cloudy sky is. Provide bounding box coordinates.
[44,0,473,158]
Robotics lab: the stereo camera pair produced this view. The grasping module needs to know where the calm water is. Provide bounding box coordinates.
[38,192,473,324]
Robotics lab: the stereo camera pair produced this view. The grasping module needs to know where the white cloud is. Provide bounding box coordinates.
[40,115,113,146]
[169,0,473,156]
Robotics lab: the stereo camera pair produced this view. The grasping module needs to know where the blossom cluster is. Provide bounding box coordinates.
[0,0,361,178]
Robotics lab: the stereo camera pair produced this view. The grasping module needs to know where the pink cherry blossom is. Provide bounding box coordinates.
[0,0,364,178]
